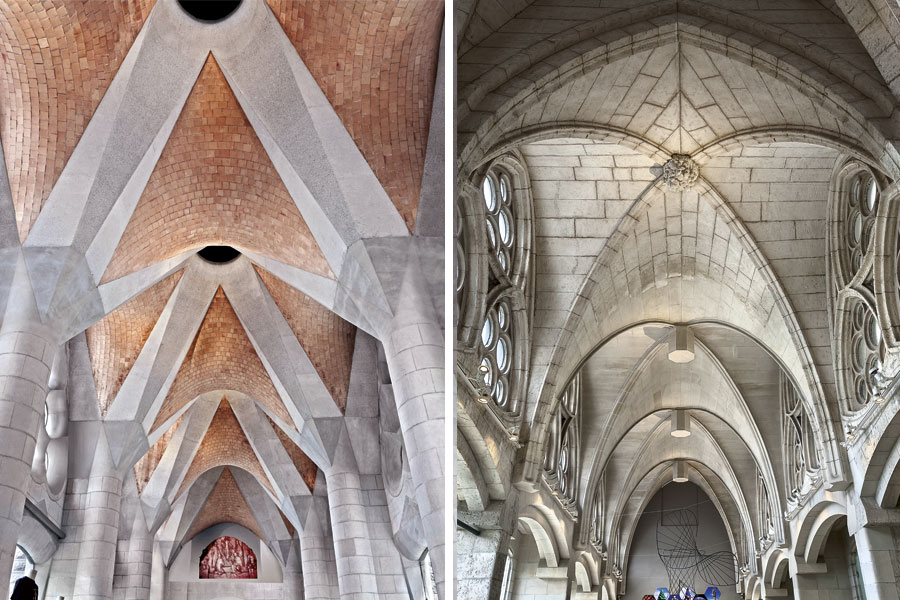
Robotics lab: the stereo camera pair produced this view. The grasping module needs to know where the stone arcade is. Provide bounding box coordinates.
[455,1,900,599]
[0,1,444,599]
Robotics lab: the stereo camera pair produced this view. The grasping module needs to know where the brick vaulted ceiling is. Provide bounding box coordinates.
[267,0,444,231]
[266,414,317,492]
[255,266,356,413]
[0,0,156,242]
[0,1,442,544]
[186,467,265,543]
[102,55,332,283]
[151,286,293,432]
[177,397,274,498]
[133,413,184,495]
[86,269,184,416]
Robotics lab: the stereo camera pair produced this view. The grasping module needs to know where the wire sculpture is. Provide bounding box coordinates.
[656,508,738,591]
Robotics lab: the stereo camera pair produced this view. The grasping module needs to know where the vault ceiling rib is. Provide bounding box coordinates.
[86,269,183,416]
[265,414,317,492]
[176,397,275,500]
[151,286,294,432]
[256,265,355,413]
[228,396,316,499]
[222,259,343,423]
[185,467,266,544]
[104,262,218,425]
[133,412,184,496]
[266,0,444,232]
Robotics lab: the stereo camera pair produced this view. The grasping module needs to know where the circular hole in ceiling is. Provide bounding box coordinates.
[177,0,242,22]
[198,246,241,264]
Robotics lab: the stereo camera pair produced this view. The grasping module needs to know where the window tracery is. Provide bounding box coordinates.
[543,373,580,516]
[781,372,822,512]
[457,154,533,420]
[481,169,516,276]
[755,470,773,553]
[455,195,467,304]
[830,160,898,416]
[480,299,515,409]
[589,473,606,555]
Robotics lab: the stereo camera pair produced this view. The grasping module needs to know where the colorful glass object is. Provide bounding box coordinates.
[656,587,670,600]
[644,595,656,600]
[705,587,721,600]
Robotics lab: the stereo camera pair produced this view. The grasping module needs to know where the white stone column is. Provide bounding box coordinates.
[282,538,305,600]
[383,267,445,600]
[300,498,340,600]
[112,509,152,600]
[325,468,379,600]
[0,261,57,585]
[73,435,123,600]
[855,526,900,600]
[148,542,166,600]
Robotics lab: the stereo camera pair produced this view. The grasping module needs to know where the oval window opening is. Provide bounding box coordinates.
[178,0,242,22]
[198,246,241,264]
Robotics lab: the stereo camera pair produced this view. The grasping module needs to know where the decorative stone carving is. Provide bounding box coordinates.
[662,154,700,191]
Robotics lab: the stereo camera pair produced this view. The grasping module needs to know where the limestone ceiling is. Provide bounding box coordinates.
[580,324,779,506]
[457,0,900,176]
[457,0,878,85]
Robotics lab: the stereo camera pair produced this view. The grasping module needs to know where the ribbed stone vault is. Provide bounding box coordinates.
[457,2,900,599]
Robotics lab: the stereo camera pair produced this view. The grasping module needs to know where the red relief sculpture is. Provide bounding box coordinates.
[199,536,258,579]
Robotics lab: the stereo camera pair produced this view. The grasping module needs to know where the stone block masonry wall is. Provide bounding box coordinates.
[510,538,567,600]
[383,266,445,600]
[165,581,285,600]
[299,503,339,600]
[456,527,506,600]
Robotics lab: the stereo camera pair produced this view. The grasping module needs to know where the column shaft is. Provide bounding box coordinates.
[384,308,445,599]
[855,526,900,600]
[0,314,56,584]
[327,470,378,600]
[300,517,340,599]
[112,519,152,600]
[73,438,123,600]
